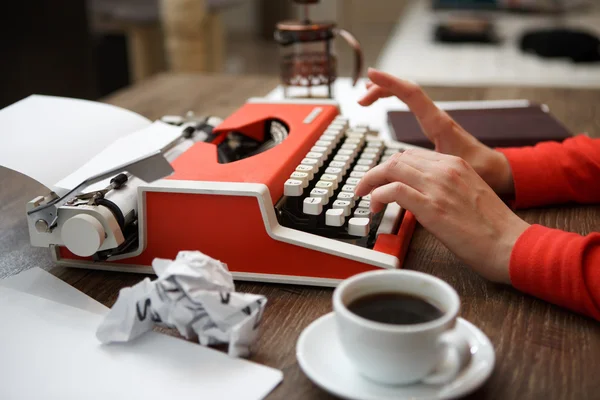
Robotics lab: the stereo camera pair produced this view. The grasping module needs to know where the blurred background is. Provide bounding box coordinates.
[1,0,599,109]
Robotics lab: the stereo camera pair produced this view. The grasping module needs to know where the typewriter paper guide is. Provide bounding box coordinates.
[0,94,179,193]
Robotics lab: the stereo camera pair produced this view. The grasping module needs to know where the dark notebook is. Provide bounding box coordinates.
[387,103,572,149]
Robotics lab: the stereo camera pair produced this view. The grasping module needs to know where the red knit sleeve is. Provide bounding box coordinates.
[509,225,600,320]
[496,135,600,209]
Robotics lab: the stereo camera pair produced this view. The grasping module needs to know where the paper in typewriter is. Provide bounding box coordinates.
[0,94,184,195]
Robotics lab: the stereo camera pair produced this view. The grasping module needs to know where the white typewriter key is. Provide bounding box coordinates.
[337,192,356,206]
[357,159,376,167]
[325,129,344,141]
[329,160,346,169]
[348,218,370,237]
[320,174,340,189]
[320,134,338,145]
[306,151,325,159]
[296,164,315,179]
[346,177,361,186]
[300,158,319,171]
[306,152,326,166]
[333,116,349,127]
[350,171,366,178]
[333,154,351,163]
[363,147,381,154]
[332,200,352,216]
[345,138,361,145]
[346,132,366,143]
[310,188,330,204]
[325,208,345,227]
[341,184,356,193]
[353,165,371,172]
[379,156,391,164]
[360,153,377,160]
[315,140,333,148]
[362,194,372,201]
[337,149,355,158]
[384,148,401,155]
[303,197,324,215]
[290,172,309,187]
[386,141,407,150]
[353,126,369,134]
[355,208,371,218]
[328,122,346,131]
[284,179,304,196]
[311,145,330,156]
[367,141,384,149]
[341,143,358,151]
[358,200,370,209]
[329,161,348,173]
[324,167,344,179]
[315,181,334,196]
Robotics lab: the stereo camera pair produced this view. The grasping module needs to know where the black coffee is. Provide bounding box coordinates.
[347,292,444,325]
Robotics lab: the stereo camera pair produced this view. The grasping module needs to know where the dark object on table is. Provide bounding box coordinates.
[519,28,600,63]
[387,104,572,149]
[434,17,500,44]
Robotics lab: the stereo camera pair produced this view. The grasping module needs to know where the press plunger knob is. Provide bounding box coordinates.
[61,214,106,257]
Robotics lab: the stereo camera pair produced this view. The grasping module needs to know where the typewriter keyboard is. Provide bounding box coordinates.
[277,115,407,245]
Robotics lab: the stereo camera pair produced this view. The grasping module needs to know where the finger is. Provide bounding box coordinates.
[399,147,444,162]
[358,85,391,106]
[369,182,427,214]
[366,69,436,118]
[367,69,456,139]
[354,153,425,197]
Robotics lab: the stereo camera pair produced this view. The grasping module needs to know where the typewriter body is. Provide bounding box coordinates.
[26,98,417,287]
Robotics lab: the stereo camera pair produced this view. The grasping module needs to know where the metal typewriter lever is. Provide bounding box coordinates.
[27,151,173,233]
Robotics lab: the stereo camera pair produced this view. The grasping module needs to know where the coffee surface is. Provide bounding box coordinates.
[347,292,444,325]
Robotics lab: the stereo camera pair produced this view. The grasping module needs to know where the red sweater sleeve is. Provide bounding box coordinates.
[496,135,600,320]
[496,135,600,209]
[509,225,600,320]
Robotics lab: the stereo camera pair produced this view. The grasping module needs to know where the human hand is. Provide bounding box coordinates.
[355,148,530,284]
[359,68,515,197]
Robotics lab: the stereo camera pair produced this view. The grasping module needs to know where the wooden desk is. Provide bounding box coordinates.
[1,73,599,400]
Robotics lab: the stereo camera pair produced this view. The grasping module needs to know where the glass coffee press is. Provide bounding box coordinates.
[274,0,363,98]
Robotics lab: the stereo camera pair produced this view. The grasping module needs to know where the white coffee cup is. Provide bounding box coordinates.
[333,270,472,386]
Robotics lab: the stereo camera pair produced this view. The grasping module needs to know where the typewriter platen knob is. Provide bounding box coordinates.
[61,214,106,257]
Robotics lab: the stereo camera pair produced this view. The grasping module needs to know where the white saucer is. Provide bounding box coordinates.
[296,313,495,400]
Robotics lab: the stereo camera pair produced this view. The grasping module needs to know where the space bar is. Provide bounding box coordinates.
[376,203,404,236]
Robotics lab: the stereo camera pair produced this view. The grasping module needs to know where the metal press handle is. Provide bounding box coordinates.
[334,28,363,86]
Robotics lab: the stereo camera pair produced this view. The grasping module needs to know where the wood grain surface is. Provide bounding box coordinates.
[1,73,599,400]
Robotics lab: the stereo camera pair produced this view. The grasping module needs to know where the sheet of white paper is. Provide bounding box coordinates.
[0,267,108,315]
[0,95,151,191]
[54,120,183,192]
[266,78,531,141]
[0,286,283,400]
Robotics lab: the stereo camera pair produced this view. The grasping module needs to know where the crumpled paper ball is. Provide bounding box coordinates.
[96,251,267,357]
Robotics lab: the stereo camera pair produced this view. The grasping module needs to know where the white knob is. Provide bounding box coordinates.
[61,214,106,257]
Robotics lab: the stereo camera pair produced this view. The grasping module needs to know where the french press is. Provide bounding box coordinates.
[274,0,363,98]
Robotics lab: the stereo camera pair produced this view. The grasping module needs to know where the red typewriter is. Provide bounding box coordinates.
[26,98,417,287]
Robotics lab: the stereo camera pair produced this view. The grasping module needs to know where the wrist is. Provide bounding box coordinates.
[480,149,515,196]
[492,216,530,285]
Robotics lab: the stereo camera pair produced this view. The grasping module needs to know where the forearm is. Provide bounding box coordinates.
[509,225,600,320]
[495,135,600,209]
